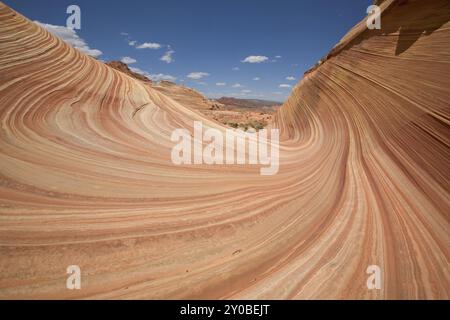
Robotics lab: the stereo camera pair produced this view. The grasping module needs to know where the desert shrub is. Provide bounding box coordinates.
[248,120,266,131]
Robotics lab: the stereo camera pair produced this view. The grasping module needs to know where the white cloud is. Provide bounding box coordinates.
[130,67,148,76]
[196,81,208,86]
[279,84,292,88]
[216,82,226,86]
[120,32,129,36]
[271,55,282,62]
[35,21,102,57]
[128,66,177,83]
[253,77,260,81]
[160,49,175,63]
[241,55,269,63]
[128,40,137,46]
[286,76,296,81]
[121,56,137,64]
[136,42,162,49]
[273,91,284,95]
[232,83,243,88]
[128,68,176,82]
[242,89,252,93]
[187,72,209,80]
[130,67,143,73]
[149,73,177,82]
[232,67,240,71]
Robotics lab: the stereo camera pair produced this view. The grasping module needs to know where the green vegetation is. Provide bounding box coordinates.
[226,120,267,131]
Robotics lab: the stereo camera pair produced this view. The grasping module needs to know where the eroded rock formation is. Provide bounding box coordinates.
[0,0,448,299]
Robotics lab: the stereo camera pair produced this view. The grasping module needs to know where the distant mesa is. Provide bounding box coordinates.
[216,97,282,109]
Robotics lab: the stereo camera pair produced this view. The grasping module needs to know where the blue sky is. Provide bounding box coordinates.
[5,0,371,101]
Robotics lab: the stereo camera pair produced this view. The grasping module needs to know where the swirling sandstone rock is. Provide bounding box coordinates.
[0,0,448,299]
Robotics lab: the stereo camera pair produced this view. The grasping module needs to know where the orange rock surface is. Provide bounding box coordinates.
[0,0,448,299]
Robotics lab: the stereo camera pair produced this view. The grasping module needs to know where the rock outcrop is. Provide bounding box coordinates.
[106,60,152,84]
